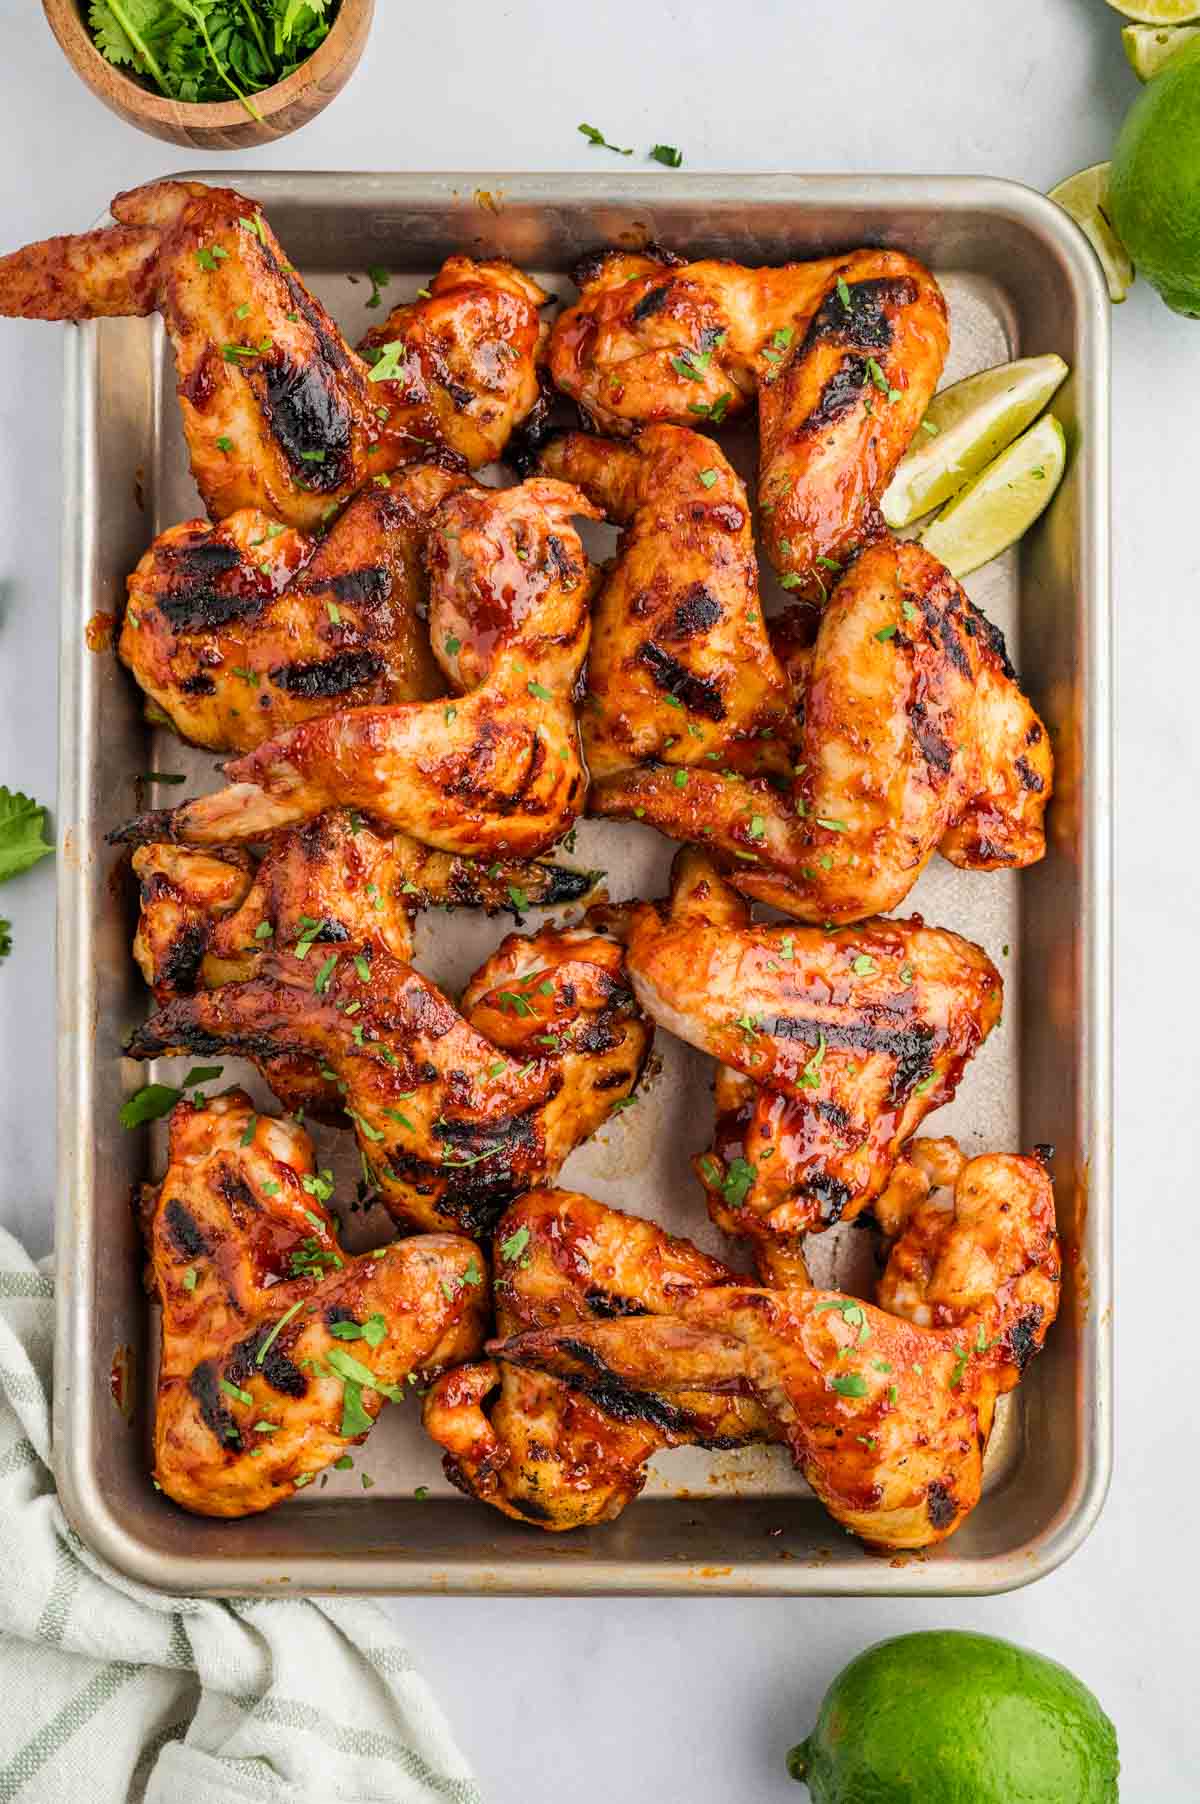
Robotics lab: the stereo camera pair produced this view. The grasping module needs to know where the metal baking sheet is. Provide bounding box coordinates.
[54,173,1112,1594]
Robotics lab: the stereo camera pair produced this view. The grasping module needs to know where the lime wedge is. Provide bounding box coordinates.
[918,415,1066,579]
[1048,164,1135,302]
[881,354,1068,530]
[1122,20,1200,74]
[1106,0,1200,19]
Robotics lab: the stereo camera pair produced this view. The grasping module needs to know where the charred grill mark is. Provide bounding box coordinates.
[805,276,917,351]
[972,605,1016,680]
[444,378,476,411]
[229,1323,308,1399]
[532,864,596,905]
[802,1171,853,1225]
[189,1359,239,1449]
[1015,756,1045,794]
[630,283,672,323]
[268,650,386,699]
[926,1479,958,1530]
[260,351,354,489]
[545,534,578,585]
[180,343,219,411]
[914,588,973,679]
[574,1017,624,1056]
[552,1337,693,1433]
[665,584,722,641]
[160,920,209,994]
[583,1289,649,1319]
[507,1493,555,1522]
[908,701,954,773]
[799,355,868,432]
[637,642,726,720]
[164,1196,210,1260]
[1007,1305,1044,1373]
[814,1098,852,1132]
[280,265,357,378]
[178,672,217,696]
[325,566,393,608]
[593,1068,634,1092]
[766,1013,937,1090]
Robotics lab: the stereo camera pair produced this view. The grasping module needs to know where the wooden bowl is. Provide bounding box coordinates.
[42,0,375,149]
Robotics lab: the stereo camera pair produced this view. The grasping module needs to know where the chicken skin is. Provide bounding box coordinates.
[121,467,465,752]
[540,427,794,780]
[0,182,549,528]
[422,1188,770,1529]
[597,537,1052,922]
[493,1149,1060,1551]
[548,246,948,595]
[125,915,650,1237]
[611,851,1001,1266]
[145,1091,487,1517]
[111,478,599,856]
[359,255,550,471]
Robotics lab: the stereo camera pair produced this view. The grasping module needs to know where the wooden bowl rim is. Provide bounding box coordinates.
[48,0,372,126]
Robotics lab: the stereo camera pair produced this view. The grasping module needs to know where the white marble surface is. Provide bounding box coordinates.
[0,3,1194,1796]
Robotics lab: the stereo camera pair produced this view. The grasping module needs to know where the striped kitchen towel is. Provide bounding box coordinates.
[0,1224,482,1804]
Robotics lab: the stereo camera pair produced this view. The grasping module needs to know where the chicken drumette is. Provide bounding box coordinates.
[145,1090,487,1517]
[422,1187,770,1529]
[0,181,547,528]
[606,851,1001,1274]
[112,478,599,857]
[121,466,464,751]
[541,426,794,780]
[493,1147,1060,1551]
[591,535,1052,922]
[548,245,949,597]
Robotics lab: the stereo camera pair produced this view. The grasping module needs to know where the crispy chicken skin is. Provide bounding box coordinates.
[111,479,600,855]
[540,427,794,781]
[0,183,549,527]
[548,246,948,594]
[121,468,464,752]
[597,537,1052,921]
[612,851,1001,1260]
[422,1188,769,1529]
[359,255,549,470]
[492,1150,1059,1550]
[146,1091,487,1517]
[125,919,650,1237]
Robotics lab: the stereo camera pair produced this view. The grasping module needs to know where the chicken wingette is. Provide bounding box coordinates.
[492,1148,1060,1551]
[121,467,464,751]
[111,479,599,856]
[607,850,1001,1269]
[0,181,548,528]
[145,1091,487,1518]
[548,246,948,597]
[422,1187,770,1529]
[597,536,1052,921]
[125,919,650,1237]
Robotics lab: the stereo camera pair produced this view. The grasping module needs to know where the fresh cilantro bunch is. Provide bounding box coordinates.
[0,788,54,970]
[87,1,339,116]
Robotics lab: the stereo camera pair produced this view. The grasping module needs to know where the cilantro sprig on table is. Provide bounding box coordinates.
[0,788,53,970]
[86,1,339,118]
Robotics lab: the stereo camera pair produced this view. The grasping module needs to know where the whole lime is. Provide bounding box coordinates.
[787,1630,1119,1803]
[1110,35,1200,315]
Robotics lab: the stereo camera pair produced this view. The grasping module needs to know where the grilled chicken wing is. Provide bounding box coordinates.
[540,426,794,780]
[613,851,1001,1265]
[126,915,649,1236]
[597,537,1052,921]
[422,1187,769,1529]
[493,1150,1059,1550]
[146,1090,487,1517]
[112,479,598,856]
[121,467,465,751]
[548,246,948,594]
[0,182,549,528]
[359,255,549,470]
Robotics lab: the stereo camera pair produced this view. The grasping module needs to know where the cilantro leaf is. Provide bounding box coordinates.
[0,789,53,884]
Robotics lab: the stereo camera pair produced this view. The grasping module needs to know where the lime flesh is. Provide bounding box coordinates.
[918,414,1065,578]
[1111,34,1200,314]
[1048,163,1135,301]
[788,1630,1120,1803]
[1122,20,1200,76]
[881,354,1068,529]
[1105,0,1200,21]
